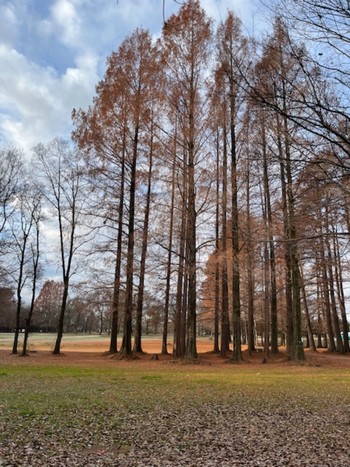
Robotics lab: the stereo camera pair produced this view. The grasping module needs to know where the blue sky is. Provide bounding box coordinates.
[0,0,261,153]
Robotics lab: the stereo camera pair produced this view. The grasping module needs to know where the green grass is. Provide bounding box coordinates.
[0,362,349,465]
[1,362,349,416]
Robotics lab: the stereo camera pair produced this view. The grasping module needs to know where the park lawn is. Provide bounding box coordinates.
[0,358,349,466]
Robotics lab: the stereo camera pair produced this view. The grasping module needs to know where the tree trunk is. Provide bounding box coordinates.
[261,114,278,354]
[324,207,344,353]
[22,221,40,356]
[245,157,255,355]
[184,64,198,360]
[230,83,242,363]
[109,130,126,354]
[12,231,30,355]
[53,281,69,354]
[320,254,335,352]
[134,125,154,354]
[213,129,220,353]
[221,124,230,356]
[300,266,316,352]
[120,125,139,356]
[332,218,349,353]
[162,140,176,355]
[173,158,187,358]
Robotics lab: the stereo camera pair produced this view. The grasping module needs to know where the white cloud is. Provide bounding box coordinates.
[0,44,98,152]
[0,0,261,153]
[51,0,81,46]
[0,2,21,46]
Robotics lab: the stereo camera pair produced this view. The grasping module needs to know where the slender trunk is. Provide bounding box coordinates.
[182,262,188,356]
[261,123,270,362]
[230,85,242,363]
[109,131,126,354]
[332,220,349,353]
[12,296,22,355]
[282,79,304,360]
[324,207,344,353]
[276,113,293,356]
[174,159,187,358]
[53,280,69,354]
[319,250,336,352]
[185,67,197,360]
[261,115,278,354]
[213,129,220,353]
[120,125,139,356]
[263,239,270,362]
[246,162,255,355]
[162,144,176,355]
[134,126,154,353]
[327,257,344,353]
[53,177,77,355]
[300,266,316,352]
[12,222,32,355]
[221,124,230,355]
[22,222,40,356]
[12,255,25,354]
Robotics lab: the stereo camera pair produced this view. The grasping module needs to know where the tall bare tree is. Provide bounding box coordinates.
[34,139,85,355]
[216,11,249,361]
[9,185,37,354]
[162,0,212,359]
[22,193,42,356]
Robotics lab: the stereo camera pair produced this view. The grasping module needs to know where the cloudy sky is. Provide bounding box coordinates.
[0,0,262,153]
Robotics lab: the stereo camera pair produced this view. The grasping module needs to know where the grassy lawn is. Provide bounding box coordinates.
[0,332,207,353]
[0,332,113,346]
[0,359,349,466]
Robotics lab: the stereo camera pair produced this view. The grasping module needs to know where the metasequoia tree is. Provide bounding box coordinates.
[255,107,279,355]
[109,139,126,354]
[67,1,350,357]
[114,30,159,356]
[242,109,258,355]
[209,75,230,355]
[253,19,307,361]
[73,70,129,355]
[215,11,249,361]
[34,139,85,355]
[134,113,158,354]
[172,153,188,358]
[74,29,160,356]
[32,280,64,331]
[213,129,220,353]
[162,0,212,358]
[161,130,177,355]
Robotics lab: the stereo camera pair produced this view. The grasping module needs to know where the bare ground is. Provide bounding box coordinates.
[1,337,350,370]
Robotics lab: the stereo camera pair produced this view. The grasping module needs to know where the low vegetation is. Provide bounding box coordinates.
[0,350,349,466]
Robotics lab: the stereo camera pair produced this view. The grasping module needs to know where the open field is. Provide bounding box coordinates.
[0,333,216,354]
[0,336,350,466]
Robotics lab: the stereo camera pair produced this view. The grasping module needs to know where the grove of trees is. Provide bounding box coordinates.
[1,0,349,361]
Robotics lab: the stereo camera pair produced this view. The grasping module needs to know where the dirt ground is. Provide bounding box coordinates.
[1,337,350,370]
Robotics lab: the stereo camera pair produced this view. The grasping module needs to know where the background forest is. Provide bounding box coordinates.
[1,0,350,361]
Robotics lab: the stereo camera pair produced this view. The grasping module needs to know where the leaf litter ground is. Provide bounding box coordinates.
[0,340,349,466]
